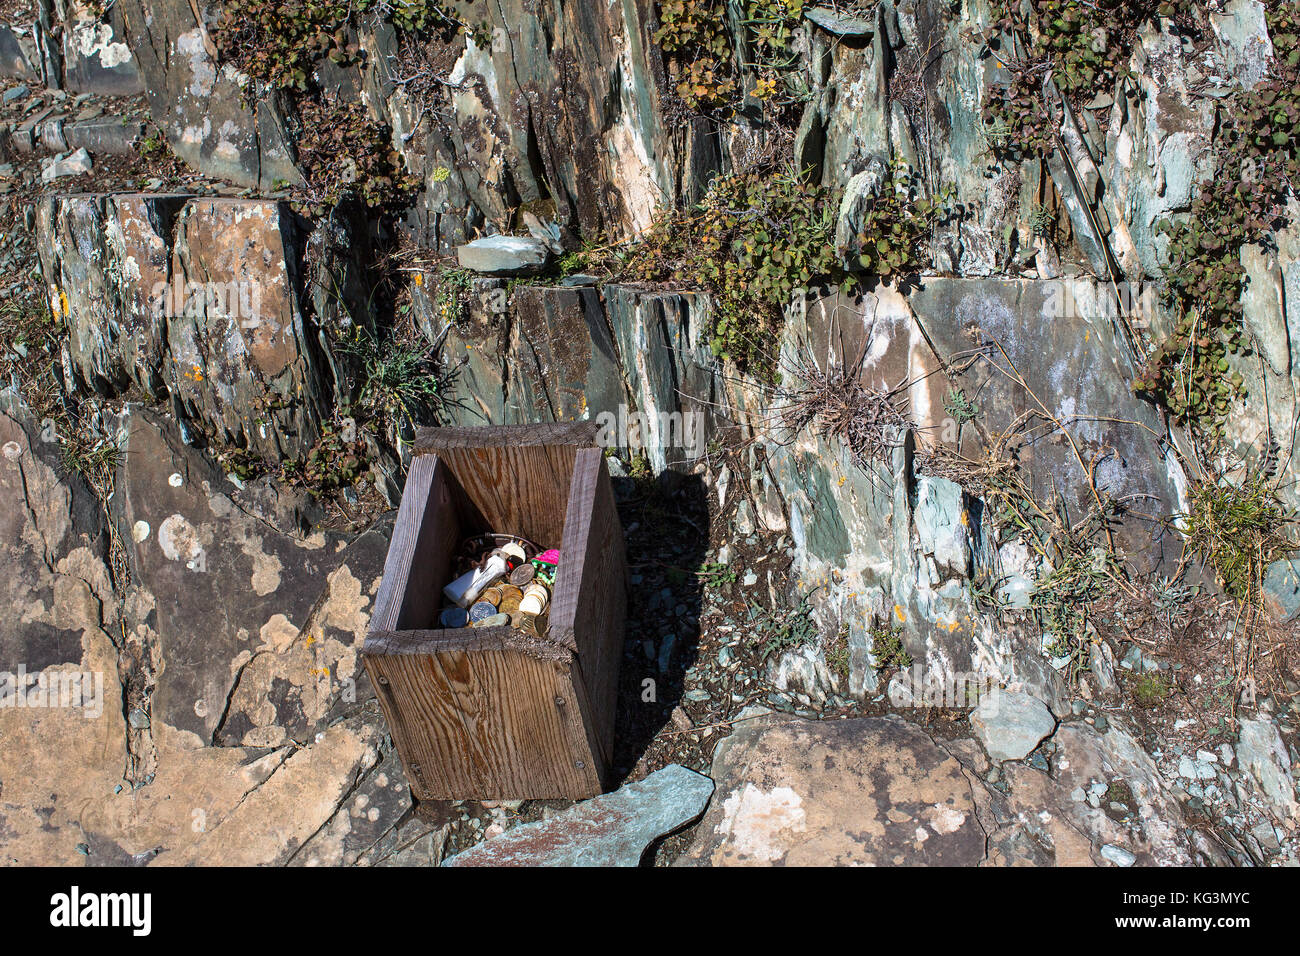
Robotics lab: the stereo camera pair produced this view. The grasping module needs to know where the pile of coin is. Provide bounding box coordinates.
[437,534,559,637]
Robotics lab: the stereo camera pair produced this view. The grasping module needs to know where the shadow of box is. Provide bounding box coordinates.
[363,422,627,801]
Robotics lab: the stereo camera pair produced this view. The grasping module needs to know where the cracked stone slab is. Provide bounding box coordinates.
[111,407,389,744]
[445,765,714,867]
[679,714,987,866]
[970,689,1057,763]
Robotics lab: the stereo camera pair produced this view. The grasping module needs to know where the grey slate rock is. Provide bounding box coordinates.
[1237,717,1298,821]
[1100,844,1137,867]
[805,5,876,36]
[39,147,92,181]
[970,690,1057,763]
[456,235,551,275]
[443,765,714,866]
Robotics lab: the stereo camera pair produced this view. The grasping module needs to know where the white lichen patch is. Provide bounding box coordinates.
[716,784,808,863]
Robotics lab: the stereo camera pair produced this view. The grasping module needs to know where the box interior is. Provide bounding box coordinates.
[397,443,583,633]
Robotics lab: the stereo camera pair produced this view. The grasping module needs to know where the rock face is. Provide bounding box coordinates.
[445,765,714,867]
[0,397,111,680]
[165,199,328,460]
[983,719,1230,867]
[0,395,420,867]
[1236,718,1299,824]
[116,0,298,190]
[61,3,145,96]
[37,196,331,460]
[35,193,184,399]
[970,690,1057,763]
[680,711,1227,867]
[681,714,988,866]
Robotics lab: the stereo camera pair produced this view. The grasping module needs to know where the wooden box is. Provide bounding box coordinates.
[363,423,627,801]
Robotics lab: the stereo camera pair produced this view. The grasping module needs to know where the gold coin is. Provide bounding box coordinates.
[498,585,523,618]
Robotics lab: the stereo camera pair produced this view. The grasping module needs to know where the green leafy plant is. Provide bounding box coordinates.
[654,0,737,110]
[846,160,954,277]
[826,625,851,682]
[433,266,475,327]
[1181,471,1298,603]
[613,165,841,378]
[981,1,1161,159]
[283,420,370,498]
[1031,548,1112,673]
[215,0,367,91]
[1136,4,1300,435]
[943,387,979,426]
[335,325,445,430]
[869,621,912,671]
[294,95,419,213]
[696,561,738,585]
[1129,671,1172,709]
[754,588,820,661]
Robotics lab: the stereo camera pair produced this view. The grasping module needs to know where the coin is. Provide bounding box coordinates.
[497,585,523,618]
[509,563,535,586]
[469,601,497,622]
[480,585,504,606]
[520,582,550,616]
[439,606,468,629]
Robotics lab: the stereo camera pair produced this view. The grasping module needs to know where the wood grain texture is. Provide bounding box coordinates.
[430,443,577,550]
[551,448,627,778]
[413,421,600,455]
[369,455,475,632]
[364,627,602,800]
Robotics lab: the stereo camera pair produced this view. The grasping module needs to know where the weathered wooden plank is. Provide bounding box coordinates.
[369,455,467,633]
[430,443,576,550]
[364,630,602,799]
[413,421,601,455]
[551,448,627,777]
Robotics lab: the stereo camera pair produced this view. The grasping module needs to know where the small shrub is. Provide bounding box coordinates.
[754,588,820,661]
[870,621,912,671]
[294,96,419,213]
[335,325,445,429]
[215,0,365,91]
[283,421,370,498]
[1181,472,1298,603]
[1137,2,1300,434]
[614,165,841,377]
[943,387,979,426]
[1129,671,1172,709]
[846,160,954,277]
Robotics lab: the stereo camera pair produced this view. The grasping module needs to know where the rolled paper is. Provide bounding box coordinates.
[461,551,511,606]
[442,568,478,606]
